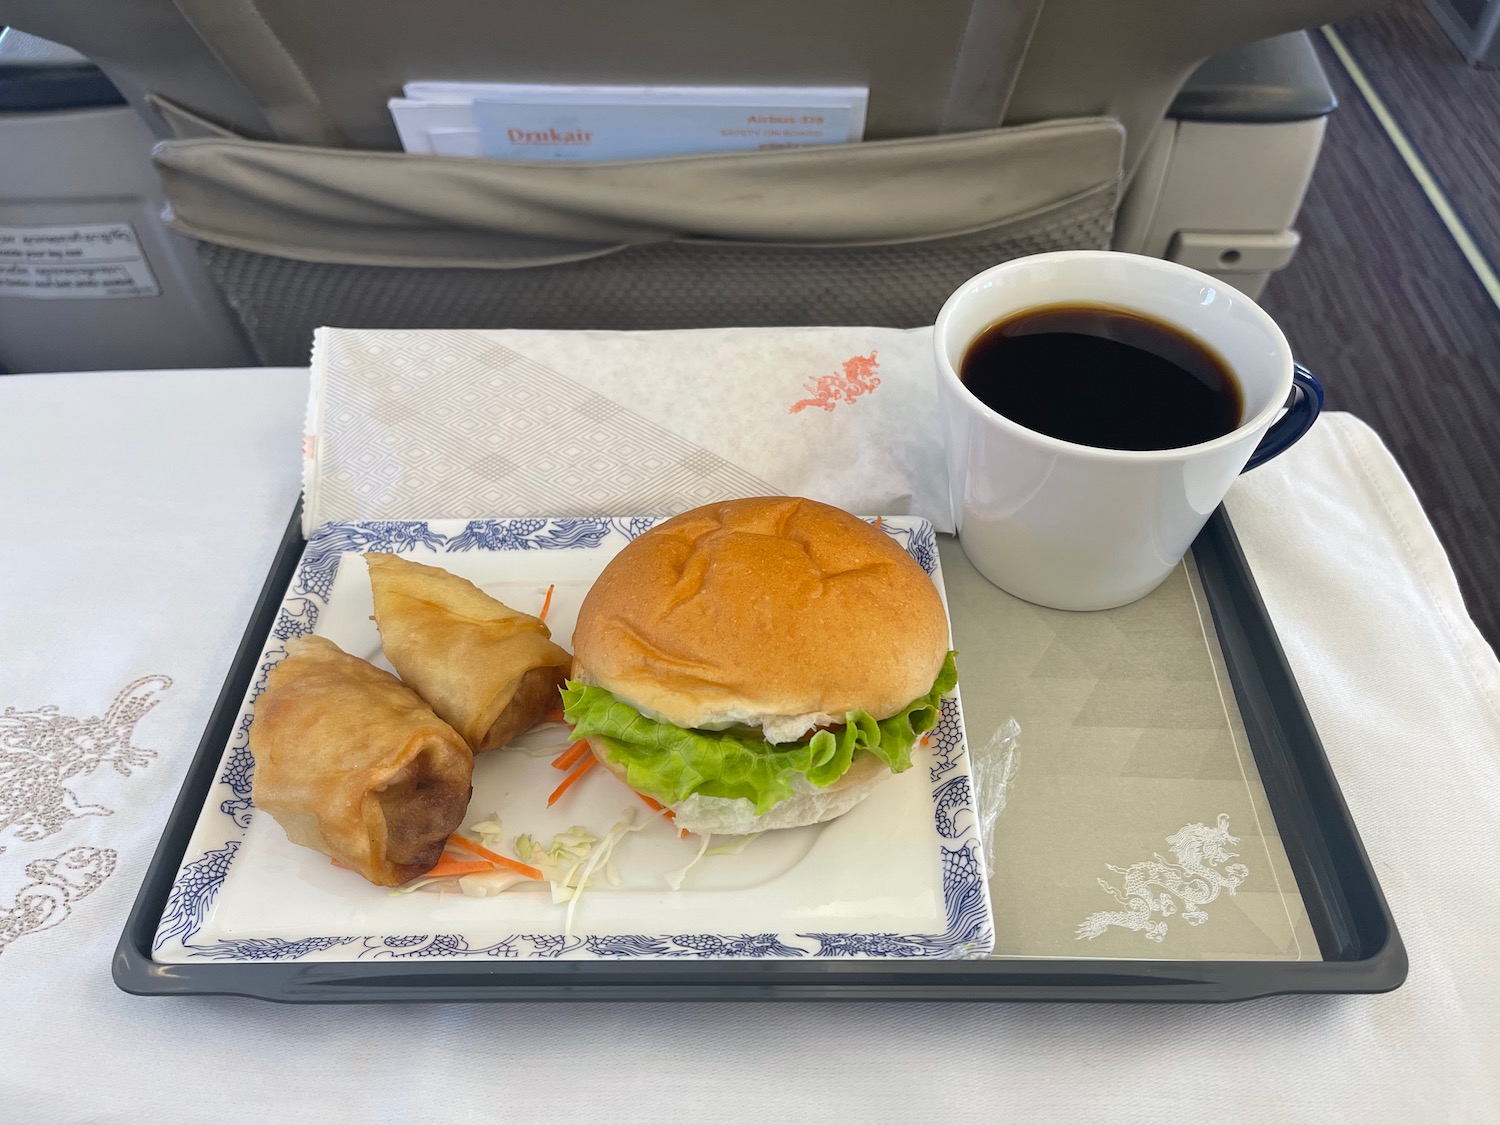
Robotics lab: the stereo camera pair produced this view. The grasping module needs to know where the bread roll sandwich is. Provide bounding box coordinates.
[561,497,956,835]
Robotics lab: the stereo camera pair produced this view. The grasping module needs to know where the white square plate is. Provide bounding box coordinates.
[152,517,992,961]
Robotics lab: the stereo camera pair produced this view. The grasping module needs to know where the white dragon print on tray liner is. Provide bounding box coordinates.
[1076,813,1250,943]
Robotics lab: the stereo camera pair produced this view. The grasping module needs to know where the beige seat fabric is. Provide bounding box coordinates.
[0,0,1383,168]
[0,0,1387,361]
[153,119,1124,268]
[196,187,1118,364]
[150,117,1123,362]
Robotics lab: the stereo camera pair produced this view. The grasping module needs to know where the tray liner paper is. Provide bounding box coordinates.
[299,323,1316,961]
[943,542,1318,961]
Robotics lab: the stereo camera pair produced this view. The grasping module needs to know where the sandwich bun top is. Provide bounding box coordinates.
[570,497,949,740]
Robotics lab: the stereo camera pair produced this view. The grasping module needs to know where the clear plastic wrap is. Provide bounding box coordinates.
[968,717,1020,879]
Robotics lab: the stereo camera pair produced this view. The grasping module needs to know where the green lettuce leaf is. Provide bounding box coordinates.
[560,652,957,815]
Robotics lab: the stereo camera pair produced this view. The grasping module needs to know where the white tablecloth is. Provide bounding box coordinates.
[2,368,1497,1124]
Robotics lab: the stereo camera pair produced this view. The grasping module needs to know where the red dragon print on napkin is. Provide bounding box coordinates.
[789,351,881,414]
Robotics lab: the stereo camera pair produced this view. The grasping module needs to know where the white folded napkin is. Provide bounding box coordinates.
[302,326,950,534]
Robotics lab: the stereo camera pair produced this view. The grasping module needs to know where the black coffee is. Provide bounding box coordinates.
[959,303,1243,450]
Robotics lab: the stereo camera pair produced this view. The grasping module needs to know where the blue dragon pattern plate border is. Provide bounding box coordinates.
[151,517,993,962]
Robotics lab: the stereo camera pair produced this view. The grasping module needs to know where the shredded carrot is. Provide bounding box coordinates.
[447,834,544,880]
[547,755,598,806]
[633,790,675,820]
[679,827,690,839]
[330,857,350,870]
[920,735,931,746]
[543,706,567,723]
[551,739,591,771]
[422,858,494,879]
[538,583,555,624]
[875,515,883,530]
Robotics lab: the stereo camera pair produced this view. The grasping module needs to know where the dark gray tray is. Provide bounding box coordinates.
[113,505,1405,1002]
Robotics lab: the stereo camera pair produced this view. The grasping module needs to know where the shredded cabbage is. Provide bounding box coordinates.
[705,833,764,858]
[662,831,764,891]
[457,870,528,898]
[394,801,766,910]
[559,806,665,939]
[387,876,445,897]
[663,832,712,891]
[505,721,579,757]
[469,814,505,850]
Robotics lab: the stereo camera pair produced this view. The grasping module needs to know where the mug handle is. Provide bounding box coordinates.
[1242,363,1324,472]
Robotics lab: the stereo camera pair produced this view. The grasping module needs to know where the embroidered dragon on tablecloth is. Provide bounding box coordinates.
[0,676,169,953]
[0,675,170,853]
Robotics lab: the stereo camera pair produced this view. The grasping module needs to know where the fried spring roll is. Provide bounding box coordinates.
[365,552,572,752]
[249,635,473,886]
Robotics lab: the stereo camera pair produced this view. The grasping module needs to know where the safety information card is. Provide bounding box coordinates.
[0,223,160,300]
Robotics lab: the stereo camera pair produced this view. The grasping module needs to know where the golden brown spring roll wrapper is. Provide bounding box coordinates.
[249,635,474,887]
[365,552,573,752]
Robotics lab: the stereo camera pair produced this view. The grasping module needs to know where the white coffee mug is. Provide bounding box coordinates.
[933,250,1322,611]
